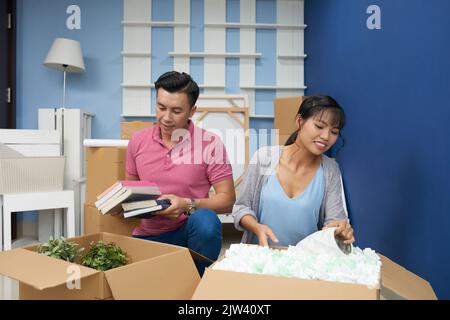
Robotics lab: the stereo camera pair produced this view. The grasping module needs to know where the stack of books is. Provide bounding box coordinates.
[95,180,162,215]
[122,199,172,219]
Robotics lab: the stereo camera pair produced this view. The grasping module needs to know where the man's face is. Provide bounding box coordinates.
[155,88,196,138]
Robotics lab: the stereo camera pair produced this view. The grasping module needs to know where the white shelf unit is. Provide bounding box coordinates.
[121,51,265,58]
[168,52,262,58]
[122,0,305,119]
[249,114,275,119]
[121,84,153,88]
[278,54,308,59]
[122,0,192,117]
[121,83,225,89]
[38,108,94,236]
[241,85,307,90]
[121,52,151,57]
[122,21,190,27]
[120,114,276,119]
[121,113,157,118]
[204,22,307,29]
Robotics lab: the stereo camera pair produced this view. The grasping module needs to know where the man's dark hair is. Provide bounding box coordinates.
[154,71,200,109]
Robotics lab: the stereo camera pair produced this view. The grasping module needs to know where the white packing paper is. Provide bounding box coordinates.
[214,228,381,288]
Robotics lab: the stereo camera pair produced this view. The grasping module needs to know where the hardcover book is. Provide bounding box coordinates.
[123,199,172,219]
[95,180,161,214]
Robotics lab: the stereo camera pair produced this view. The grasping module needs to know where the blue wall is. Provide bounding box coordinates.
[305,0,450,299]
[16,0,123,139]
[16,0,276,140]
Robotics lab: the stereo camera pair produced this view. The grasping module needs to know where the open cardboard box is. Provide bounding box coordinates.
[84,204,140,236]
[0,232,209,300]
[85,147,127,206]
[84,147,141,236]
[120,121,154,140]
[192,251,437,300]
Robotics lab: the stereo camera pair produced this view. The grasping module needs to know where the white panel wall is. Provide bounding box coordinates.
[123,27,151,53]
[124,0,151,21]
[191,111,247,183]
[240,0,256,115]
[277,0,305,96]
[123,88,152,116]
[204,0,226,92]
[173,0,190,73]
[123,57,151,84]
[123,0,152,116]
[121,0,305,117]
[196,95,247,108]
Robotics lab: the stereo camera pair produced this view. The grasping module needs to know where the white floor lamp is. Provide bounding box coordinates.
[43,38,85,155]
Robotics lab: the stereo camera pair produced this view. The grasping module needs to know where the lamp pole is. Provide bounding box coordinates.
[60,64,68,155]
[62,64,68,109]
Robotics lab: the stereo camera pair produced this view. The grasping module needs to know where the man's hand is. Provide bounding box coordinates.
[110,210,124,218]
[322,220,355,245]
[255,223,279,247]
[156,194,189,219]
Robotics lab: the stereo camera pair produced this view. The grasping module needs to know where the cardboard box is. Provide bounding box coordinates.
[85,147,127,206]
[84,147,143,236]
[192,253,437,300]
[274,96,303,145]
[120,121,154,140]
[0,156,65,193]
[84,204,140,236]
[0,232,202,300]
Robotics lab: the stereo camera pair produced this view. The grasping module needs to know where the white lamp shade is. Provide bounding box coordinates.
[43,38,85,73]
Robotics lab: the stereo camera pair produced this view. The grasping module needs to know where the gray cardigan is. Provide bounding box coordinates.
[232,145,347,244]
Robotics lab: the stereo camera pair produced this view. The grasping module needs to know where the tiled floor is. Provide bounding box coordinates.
[0,224,243,300]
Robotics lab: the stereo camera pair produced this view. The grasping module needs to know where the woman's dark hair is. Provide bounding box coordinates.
[154,71,200,109]
[285,95,346,149]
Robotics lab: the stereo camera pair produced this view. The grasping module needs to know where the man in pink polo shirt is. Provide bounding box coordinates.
[126,71,236,275]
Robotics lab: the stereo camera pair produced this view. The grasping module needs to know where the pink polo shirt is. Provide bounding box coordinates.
[126,120,233,236]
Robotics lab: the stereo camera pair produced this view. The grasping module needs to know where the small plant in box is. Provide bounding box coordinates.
[37,237,84,263]
[81,241,129,271]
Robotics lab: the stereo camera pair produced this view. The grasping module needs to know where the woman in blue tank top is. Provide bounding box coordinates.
[233,95,355,247]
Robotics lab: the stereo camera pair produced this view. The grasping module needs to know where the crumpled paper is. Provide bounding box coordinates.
[295,227,351,256]
[213,228,381,288]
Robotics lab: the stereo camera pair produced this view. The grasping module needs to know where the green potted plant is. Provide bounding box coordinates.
[37,237,84,263]
[81,241,129,271]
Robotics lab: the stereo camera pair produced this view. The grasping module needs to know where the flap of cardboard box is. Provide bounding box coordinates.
[85,147,127,164]
[105,249,200,300]
[0,248,99,290]
[379,254,437,300]
[121,121,154,140]
[189,249,213,264]
[192,268,379,300]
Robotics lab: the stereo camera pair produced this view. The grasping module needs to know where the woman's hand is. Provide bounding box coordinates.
[156,194,189,219]
[322,220,355,245]
[255,223,279,247]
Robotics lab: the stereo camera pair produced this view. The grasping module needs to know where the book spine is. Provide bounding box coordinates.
[101,189,132,214]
